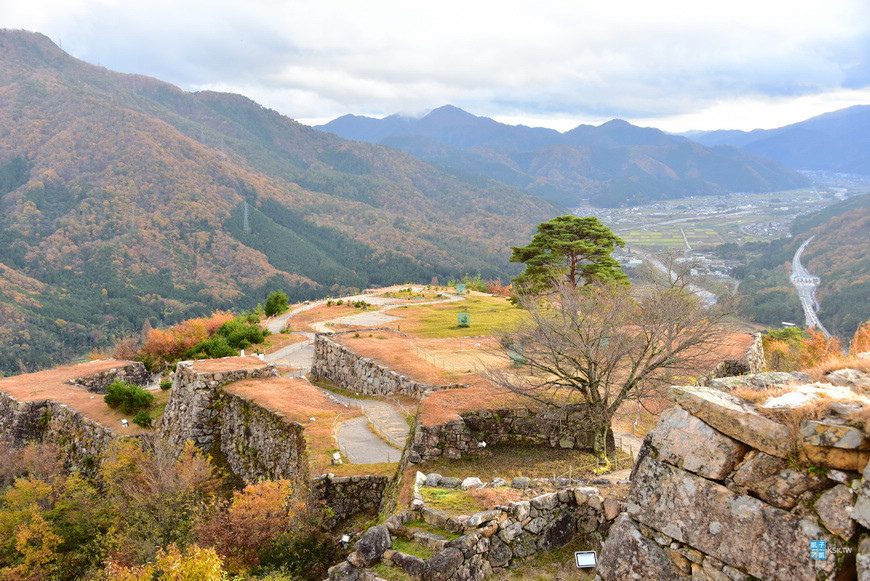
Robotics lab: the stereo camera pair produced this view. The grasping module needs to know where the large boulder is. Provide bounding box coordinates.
[349,524,391,568]
[670,386,793,457]
[648,406,748,480]
[628,454,839,581]
[597,514,688,580]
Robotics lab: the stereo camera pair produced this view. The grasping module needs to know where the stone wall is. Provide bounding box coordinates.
[313,474,390,527]
[159,360,279,451]
[330,485,621,580]
[0,392,133,475]
[217,392,307,484]
[158,360,310,485]
[312,332,461,397]
[69,360,151,393]
[746,331,765,373]
[597,385,869,581]
[409,404,613,463]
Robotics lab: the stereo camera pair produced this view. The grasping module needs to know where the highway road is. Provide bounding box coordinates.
[790,236,831,337]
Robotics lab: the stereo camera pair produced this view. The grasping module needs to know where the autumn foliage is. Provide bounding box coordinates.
[137,311,235,369]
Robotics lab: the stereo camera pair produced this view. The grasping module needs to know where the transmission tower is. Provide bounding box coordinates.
[243,200,250,234]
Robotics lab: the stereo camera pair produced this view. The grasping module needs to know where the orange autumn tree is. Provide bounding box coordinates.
[137,311,235,370]
[852,320,870,355]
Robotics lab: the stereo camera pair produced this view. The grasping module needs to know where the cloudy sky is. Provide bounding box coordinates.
[5,0,870,132]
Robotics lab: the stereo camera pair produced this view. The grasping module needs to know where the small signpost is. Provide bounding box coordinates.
[574,551,598,568]
[456,283,466,293]
[457,312,470,327]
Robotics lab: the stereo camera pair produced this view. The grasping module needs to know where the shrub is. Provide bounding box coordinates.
[264,291,289,317]
[104,381,154,415]
[185,335,236,360]
[160,379,172,390]
[132,410,153,428]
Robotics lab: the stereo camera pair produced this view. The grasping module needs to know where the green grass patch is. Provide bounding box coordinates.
[405,295,527,338]
[391,537,436,560]
[416,444,629,481]
[420,488,485,514]
[371,562,413,581]
[404,519,461,540]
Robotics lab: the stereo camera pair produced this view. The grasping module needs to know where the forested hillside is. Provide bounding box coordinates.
[731,194,870,337]
[318,106,809,207]
[0,30,558,375]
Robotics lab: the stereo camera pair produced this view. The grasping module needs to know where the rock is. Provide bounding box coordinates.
[426,547,464,581]
[801,419,869,449]
[709,371,810,391]
[467,510,501,527]
[825,368,870,390]
[327,561,360,580]
[511,476,530,489]
[490,477,507,488]
[670,385,793,458]
[853,495,870,529]
[351,525,391,567]
[498,521,523,543]
[814,484,856,541]
[858,536,870,581]
[731,451,830,510]
[801,441,870,471]
[390,551,427,578]
[597,514,689,580]
[440,476,462,489]
[530,492,559,510]
[509,500,530,521]
[539,513,576,550]
[425,473,443,487]
[488,537,512,568]
[446,532,481,555]
[648,406,749,480]
[461,477,483,490]
[413,531,447,551]
[604,497,622,520]
[629,454,838,580]
[421,507,451,529]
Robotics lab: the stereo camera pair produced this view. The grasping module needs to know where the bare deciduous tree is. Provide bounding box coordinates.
[487,280,734,457]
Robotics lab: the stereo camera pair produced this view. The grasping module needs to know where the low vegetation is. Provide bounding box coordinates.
[0,440,337,580]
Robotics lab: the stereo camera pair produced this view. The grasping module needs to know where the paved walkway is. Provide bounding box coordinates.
[326,390,411,449]
[336,416,402,463]
[263,331,315,372]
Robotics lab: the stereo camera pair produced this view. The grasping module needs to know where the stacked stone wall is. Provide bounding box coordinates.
[313,474,390,527]
[217,392,308,484]
[331,485,621,580]
[70,361,151,393]
[597,384,870,580]
[0,391,134,476]
[312,332,462,397]
[158,360,309,485]
[409,405,613,463]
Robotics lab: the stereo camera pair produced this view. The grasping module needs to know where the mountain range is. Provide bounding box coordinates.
[0,30,558,374]
[688,105,870,174]
[317,105,809,207]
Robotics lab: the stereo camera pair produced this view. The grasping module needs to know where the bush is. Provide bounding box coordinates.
[132,410,153,428]
[160,379,172,390]
[264,291,289,317]
[104,381,154,415]
[185,335,236,360]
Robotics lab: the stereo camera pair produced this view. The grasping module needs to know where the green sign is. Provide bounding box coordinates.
[457,312,470,327]
[456,283,466,293]
[508,344,526,366]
